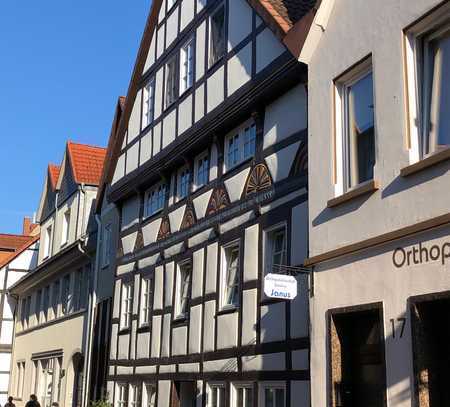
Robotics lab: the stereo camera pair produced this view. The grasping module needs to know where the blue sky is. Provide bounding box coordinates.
[0,1,151,234]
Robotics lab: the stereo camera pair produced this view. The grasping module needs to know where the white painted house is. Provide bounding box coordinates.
[104,0,316,407]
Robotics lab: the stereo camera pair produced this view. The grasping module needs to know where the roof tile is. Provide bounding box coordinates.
[67,141,107,186]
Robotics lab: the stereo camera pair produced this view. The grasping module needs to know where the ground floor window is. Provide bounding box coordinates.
[330,305,386,407]
[35,357,62,407]
[116,383,128,407]
[411,295,450,406]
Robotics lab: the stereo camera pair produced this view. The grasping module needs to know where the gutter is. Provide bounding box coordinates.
[81,214,102,407]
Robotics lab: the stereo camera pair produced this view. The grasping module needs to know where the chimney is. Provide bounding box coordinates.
[23,217,32,236]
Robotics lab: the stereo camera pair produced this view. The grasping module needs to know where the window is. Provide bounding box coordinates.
[73,268,88,311]
[140,277,152,326]
[232,384,253,407]
[167,0,176,10]
[121,283,133,329]
[44,225,52,258]
[43,285,50,322]
[194,152,209,189]
[165,57,178,108]
[102,223,112,268]
[265,226,287,275]
[221,243,240,308]
[61,274,71,316]
[116,384,128,407]
[143,384,156,407]
[144,183,167,217]
[20,298,26,326]
[208,384,226,407]
[16,361,25,398]
[173,382,197,407]
[180,39,194,93]
[224,121,256,171]
[129,384,140,407]
[406,16,450,159]
[175,263,191,319]
[36,289,42,324]
[61,210,70,245]
[261,386,285,407]
[143,78,155,128]
[52,280,60,318]
[335,59,375,191]
[25,296,31,328]
[177,166,191,201]
[209,5,225,67]
[38,358,59,407]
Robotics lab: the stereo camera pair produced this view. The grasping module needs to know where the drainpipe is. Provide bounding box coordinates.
[81,214,102,407]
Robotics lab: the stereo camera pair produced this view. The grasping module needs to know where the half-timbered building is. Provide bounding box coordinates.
[106,1,315,406]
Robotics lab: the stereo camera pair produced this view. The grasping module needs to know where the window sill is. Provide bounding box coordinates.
[400,148,450,177]
[216,306,238,317]
[327,179,379,209]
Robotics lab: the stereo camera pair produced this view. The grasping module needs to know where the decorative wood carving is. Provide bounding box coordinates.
[180,205,196,230]
[134,229,144,252]
[206,186,231,216]
[290,143,308,176]
[157,217,171,241]
[244,163,273,197]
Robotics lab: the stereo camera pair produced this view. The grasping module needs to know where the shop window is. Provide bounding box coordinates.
[411,296,450,406]
[334,57,376,192]
[330,307,386,407]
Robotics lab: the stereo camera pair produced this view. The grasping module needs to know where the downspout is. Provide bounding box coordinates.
[80,214,102,407]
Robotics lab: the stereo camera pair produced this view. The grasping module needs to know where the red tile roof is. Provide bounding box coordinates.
[48,164,61,190]
[0,234,35,251]
[0,234,39,269]
[67,141,107,186]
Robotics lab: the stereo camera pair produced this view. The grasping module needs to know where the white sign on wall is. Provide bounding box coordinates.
[264,273,298,300]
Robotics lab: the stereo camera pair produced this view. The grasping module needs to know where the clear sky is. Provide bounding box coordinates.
[0,1,151,234]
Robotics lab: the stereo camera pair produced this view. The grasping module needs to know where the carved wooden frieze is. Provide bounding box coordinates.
[244,163,273,197]
[134,229,144,252]
[157,217,171,241]
[206,186,231,216]
[180,205,197,231]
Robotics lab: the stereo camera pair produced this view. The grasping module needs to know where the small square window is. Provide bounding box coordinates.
[175,263,191,319]
[143,78,155,129]
[177,166,191,201]
[180,39,194,94]
[335,58,375,192]
[194,151,209,190]
[221,243,240,308]
[224,120,256,172]
[165,57,178,108]
[209,5,225,67]
[144,183,167,217]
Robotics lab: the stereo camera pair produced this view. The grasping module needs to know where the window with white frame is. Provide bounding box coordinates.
[143,78,156,129]
[405,11,450,160]
[177,166,191,201]
[265,225,287,275]
[36,357,62,407]
[335,58,375,192]
[232,383,253,407]
[140,277,152,326]
[116,384,128,407]
[175,262,191,319]
[129,384,140,407]
[194,151,209,190]
[224,121,256,171]
[121,282,133,329]
[102,223,112,267]
[143,383,156,407]
[44,225,52,258]
[165,56,178,108]
[209,4,225,67]
[221,242,240,308]
[144,183,167,217]
[61,209,70,245]
[15,361,25,398]
[207,383,226,407]
[61,274,72,316]
[180,39,194,93]
[260,384,285,407]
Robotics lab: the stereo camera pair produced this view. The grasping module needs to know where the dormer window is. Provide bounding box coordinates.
[144,183,167,217]
[209,4,225,67]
